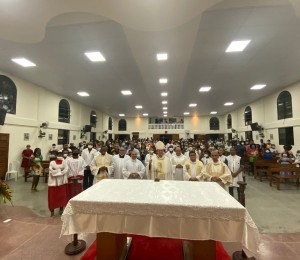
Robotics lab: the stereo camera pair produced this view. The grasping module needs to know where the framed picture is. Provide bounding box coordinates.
[49,134,53,141]
[73,135,76,140]
[24,133,29,141]
[270,134,273,140]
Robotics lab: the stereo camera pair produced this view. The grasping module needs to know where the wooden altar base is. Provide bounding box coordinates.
[183,240,216,260]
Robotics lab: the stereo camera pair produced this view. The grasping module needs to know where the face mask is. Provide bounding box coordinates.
[200,145,204,149]
[282,154,287,157]
[265,150,270,153]
[63,154,68,158]
[189,147,193,151]
[88,145,93,149]
[169,148,173,152]
[204,154,208,158]
[271,146,275,149]
[57,157,63,160]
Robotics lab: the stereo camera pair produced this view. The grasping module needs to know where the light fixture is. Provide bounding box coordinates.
[163,115,167,117]
[184,112,190,115]
[161,92,168,97]
[119,114,125,116]
[189,103,197,107]
[77,92,90,97]
[224,102,234,106]
[225,40,251,52]
[142,113,148,116]
[11,58,36,67]
[159,78,168,84]
[250,84,266,90]
[121,90,132,95]
[84,51,106,62]
[210,111,217,114]
[199,86,211,92]
[162,101,168,104]
[163,111,168,114]
[163,107,168,110]
[156,53,168,61]
[135,105,143,109]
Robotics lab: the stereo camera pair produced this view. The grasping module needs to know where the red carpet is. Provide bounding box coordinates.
[81,235,230,260]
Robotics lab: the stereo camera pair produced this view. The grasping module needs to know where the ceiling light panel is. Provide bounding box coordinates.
[84,52,106,62]
[210,111,217,114]
[250,84,266,90]
[189,103,197,107]
[121,90,132,95]
[142,113,148,116]
[199,86,211,92]
[159,78,168,84]
[163,107,168,110]
[163,111,168,114]
[225,40,251,52]
[156,53,168,61]
[163,115,167,117]
[11,58,36,67]
[162,101,168,104]
[224,102,234,106]
[135,105,143,109]
[119,114,125,116]
[77,92,89,97]
[161,92,168,97]
[184,112,190,115]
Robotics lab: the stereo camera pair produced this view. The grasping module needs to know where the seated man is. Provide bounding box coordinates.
[203,150,232,190]
[122,151,145,179]
[183,150,204,181]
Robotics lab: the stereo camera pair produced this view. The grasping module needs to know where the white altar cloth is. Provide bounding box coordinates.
[61,179,260,256]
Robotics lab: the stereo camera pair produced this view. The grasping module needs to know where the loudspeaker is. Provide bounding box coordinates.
[84,125,92,132]
[0,108,7,125]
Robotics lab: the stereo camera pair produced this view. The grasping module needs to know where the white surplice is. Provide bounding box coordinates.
[66,157,85,181]
[171,154,187,181]
[111,154,130,179]
[226,155,243,187]
[122,158,145,179]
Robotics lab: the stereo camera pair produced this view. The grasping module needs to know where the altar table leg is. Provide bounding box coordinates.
[97,232,128,260]
[183,240,216,260]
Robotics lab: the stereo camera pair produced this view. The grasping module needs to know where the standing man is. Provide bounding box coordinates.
[127,142,141,160]
[171,146,187,180]
[184,151,204,181]
[91,146,113,183]
[203,150,232,190]
[21,144,33,180]
[122,151,145,179]
[81,142,97,190]
[111,146,130,179]
[218,147,228,165]
[146,141,172,180]
[226,147,244,200]
[165,145,175,159]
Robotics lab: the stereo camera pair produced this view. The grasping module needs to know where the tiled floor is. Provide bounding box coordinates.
[1,175,300,259]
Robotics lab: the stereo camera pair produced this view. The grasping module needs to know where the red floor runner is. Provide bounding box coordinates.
[81,235,230,260]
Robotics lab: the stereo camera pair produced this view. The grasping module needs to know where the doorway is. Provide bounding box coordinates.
[0,133,9,179]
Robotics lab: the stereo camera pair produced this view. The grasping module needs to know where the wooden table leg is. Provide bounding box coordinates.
[183,240,216,260]
[277,177,280,190]
[97,232,128,260]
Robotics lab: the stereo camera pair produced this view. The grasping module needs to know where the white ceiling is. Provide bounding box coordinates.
[0,0,300,117]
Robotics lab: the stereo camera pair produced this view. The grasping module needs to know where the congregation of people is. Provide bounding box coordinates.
[20,138,300,217]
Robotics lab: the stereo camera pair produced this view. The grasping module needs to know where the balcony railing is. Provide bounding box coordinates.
[148,123,184,130]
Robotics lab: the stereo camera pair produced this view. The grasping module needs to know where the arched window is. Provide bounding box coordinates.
[90,110,97,128]
[0,75,17,114]
[244,106,252,126]
[227,114,232,129]
[277,91,293,120]
[58,99,70,123]
[108,117,113,130]
[118,119,127,131]
[210,117,219,130]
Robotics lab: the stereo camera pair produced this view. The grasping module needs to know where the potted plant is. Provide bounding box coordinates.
[0,181,13,205]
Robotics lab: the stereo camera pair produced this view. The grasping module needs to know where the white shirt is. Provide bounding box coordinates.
[81,148,97,169]
[112,154,130,179]
[165,151,175,159]
[122,158,145,179]
[67,157,85,179]
[226,155,243,187]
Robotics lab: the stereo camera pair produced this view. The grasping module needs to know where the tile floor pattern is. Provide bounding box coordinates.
[1,175,300,259]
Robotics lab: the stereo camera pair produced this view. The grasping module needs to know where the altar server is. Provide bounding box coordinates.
[184,150,204,181]
[122,151,145,179]
[171,146,187,180]
[111,146,130,179]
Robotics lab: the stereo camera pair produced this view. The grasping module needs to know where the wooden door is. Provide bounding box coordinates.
[0,133,9,179]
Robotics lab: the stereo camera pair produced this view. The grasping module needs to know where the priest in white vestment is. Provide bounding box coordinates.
[165,145,175,159]
[145,146,157,179]
[226,147,244,200]
[146,141,173,180]
[111,146,130,179]
[122,151,145,179]
[203,150,232,190]
[90,146,113,184]
[171,146,187,180]
[183,150,204,181]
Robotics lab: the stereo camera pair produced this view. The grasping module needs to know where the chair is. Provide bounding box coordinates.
[5,161,20,182]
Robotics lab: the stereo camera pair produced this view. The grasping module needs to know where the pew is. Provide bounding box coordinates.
[253,159,278,181]
[41,160,50,183]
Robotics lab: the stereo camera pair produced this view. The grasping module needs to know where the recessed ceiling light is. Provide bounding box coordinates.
[184,112,190,115]
[163,107,168,110]
[163,115,167,117]
[84,51,106,62]
[135,105,143,109]
[121,90,132,95]
[142,113,148,116]
[119,114,125,116]
[210,111,217,114]
[77,92,90,97]
[159,78,168,84]
[162,101,168,104]
[199,86,211,92]
[11,58,36,67]
[161,92,168,97]
[189,103,197,107]
[250,84,266,90]
[225,40,251,52]
[224,102,234,106]
[156,53,168,61]
[163,111,168,114]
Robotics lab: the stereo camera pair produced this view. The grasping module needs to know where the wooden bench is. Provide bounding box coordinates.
[253,159,278,181]
[268,165,300,190]
[41,160,50,183]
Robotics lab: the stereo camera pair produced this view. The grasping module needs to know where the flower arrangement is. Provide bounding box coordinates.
[0,181,13,205]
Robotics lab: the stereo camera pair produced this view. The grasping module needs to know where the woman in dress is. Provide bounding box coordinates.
[30,148,43,192]
[21,145,33,180]
[48,151,69,217]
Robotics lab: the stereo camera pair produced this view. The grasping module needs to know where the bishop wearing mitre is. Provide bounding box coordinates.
[146,141,173,180]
